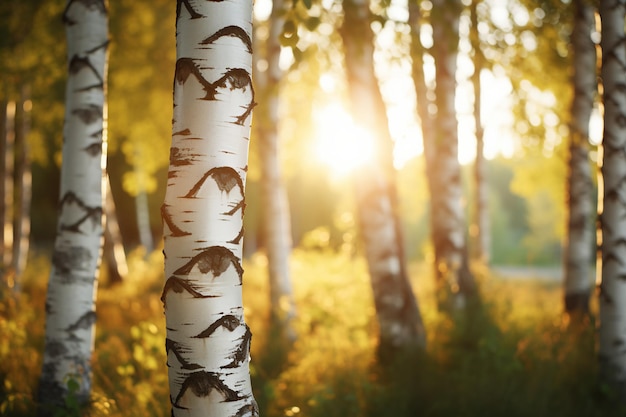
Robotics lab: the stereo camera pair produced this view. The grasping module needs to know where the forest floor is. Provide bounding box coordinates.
[0,249,622,417]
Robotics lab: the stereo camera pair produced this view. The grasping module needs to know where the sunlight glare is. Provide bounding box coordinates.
[314,103,375,177]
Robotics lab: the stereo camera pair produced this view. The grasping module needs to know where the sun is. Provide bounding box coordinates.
[313,103,375,177]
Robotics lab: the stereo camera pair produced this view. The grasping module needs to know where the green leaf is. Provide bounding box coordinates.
[302,0,312,10]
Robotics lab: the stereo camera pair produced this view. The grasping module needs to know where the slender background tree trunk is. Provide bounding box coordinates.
[340,0,426,360]
[38,0,109,412]
[598,0,626,399]
[563,0,595,319]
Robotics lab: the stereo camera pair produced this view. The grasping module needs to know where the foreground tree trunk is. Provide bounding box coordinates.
[563,0,595,319]
[38,0,108,413]
[160,0,258,415]
[340,0,426,360]
[598,0,626,398]
[256,0,296,342]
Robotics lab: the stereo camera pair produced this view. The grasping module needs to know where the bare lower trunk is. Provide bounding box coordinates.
[598,0,626,398]
[38,0,108,413]
[341,0,426,360]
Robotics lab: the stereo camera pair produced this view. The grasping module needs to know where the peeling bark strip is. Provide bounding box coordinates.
[38,0,108,412]
[163,0,257,414]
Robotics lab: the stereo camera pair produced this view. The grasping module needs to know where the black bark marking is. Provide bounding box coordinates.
[83,142,102,157]
[68,55,104,91]
[169,147,197,167]
[200,26,253,53]
[72,104,102,124]
[161,204,191,237]
[58,191,102,233]
[174,60,255,124]
[193,314,240,338]
[166,338,203,370]
[52,245,93,274]
[222,324,252,369]
[63,0,107,25]
[173,128,192,136]
[185,166,244,198]
[176,0,203,20]
[161,276,216,307]
[173,371,241,408]
[66,311,96,332]
[175,58,215,98]
[228,226,244,245]
[223,199,245,216]
[47,340,69,358]
[234,401,259,417]
[173,246,243,283]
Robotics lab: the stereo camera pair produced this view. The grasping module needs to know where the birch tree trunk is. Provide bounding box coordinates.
[13,85,32,280]
[598,0,626,397]
[563,0,595,319]
[469,1,490,265]
[340,0,426,360]
[38,0,108,413]
[0,99,7,274]
[160,0,258,415]
[3,100,14,270]
[425,0,475,310]
[256,0,296,342]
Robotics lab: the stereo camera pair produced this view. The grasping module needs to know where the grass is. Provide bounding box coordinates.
[0,248,623,416]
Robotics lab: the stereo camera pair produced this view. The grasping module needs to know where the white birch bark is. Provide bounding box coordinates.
[256,0,296,340]
[563,0,595,317]
[469,1,490,265]
[38,0,108,412]
[340,0,426,359]
[598,0,626,397]
[426,0,474,309]
[161,0,258,415]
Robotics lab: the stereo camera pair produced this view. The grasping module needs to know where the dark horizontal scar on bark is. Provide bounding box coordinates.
[173,246,243,283]
[185,166,244,198]
[66,311,96,332]
[193,314,241,338]
[200,26,252,53]
[72,104,102,124]
[165,338,202,370]
[83,142,102,157]
[173,371,241,408]
[161,276,216,307]
[173,128,191,136]
[161,204,191,237]
[234,401,259,417]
